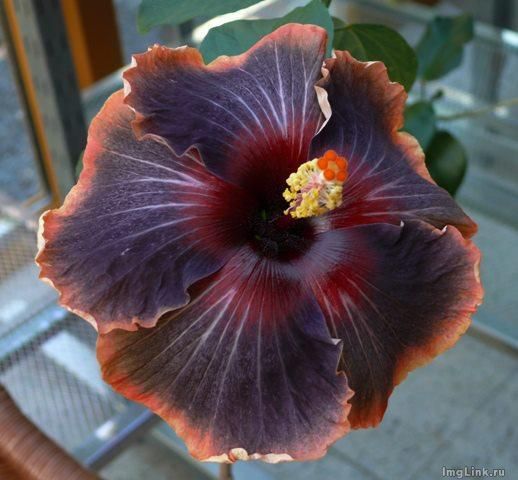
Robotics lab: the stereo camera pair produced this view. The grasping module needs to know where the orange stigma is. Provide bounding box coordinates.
[318,150,349,182]
[283,150,349,218]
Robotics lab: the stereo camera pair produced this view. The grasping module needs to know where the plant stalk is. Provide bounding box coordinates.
[419,79,427,100]
[437,97,518,121]
[219,463,233,480]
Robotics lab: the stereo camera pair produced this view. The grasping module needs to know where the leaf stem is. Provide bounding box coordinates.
[437,97,518,121]
[419,79,427,100]
[219,464,233,480]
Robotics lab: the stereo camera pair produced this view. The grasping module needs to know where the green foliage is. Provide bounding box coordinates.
[137,0,263,33]
[425,131,467,196]
[334,24,417,91]
[416,14,474,81]
[200,0,334,62]
[404,101,436,151]
[137,1,474,196]
[403,14,474,195]
[404,102,468,196]
[331,16,346,29]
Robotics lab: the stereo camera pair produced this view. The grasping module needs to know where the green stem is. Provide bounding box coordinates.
[419,79,427,100]
[219,464,233,480]
[322,0,332,7]
[437,97,518,121]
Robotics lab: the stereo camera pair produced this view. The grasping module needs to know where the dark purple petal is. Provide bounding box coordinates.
[123,24,328,197]
[309,220,482,428]
[97,247,352,462]
[311,51,477,237]
[37,91,251,333]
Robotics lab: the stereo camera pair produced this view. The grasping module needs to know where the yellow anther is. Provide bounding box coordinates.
[283,152,348,219]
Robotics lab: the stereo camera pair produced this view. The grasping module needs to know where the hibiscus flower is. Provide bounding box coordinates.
[36,24,483,463]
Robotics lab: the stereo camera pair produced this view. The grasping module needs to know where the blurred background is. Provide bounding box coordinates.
[0,0,516,479]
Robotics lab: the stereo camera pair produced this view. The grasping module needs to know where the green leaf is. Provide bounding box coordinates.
[425,130,467,196]
[137,0,263,33]
[403,101,436,150]
[332,16,346,29]
[334,24,418,91]
[416,14,474,81]
[200,0,334,62]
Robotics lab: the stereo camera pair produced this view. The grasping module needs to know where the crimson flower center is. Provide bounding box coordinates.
[248,208,315,261]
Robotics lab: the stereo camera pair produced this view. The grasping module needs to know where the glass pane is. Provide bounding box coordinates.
[0,22,47,203]
[0,17,55,337]
[113,0,164,63]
